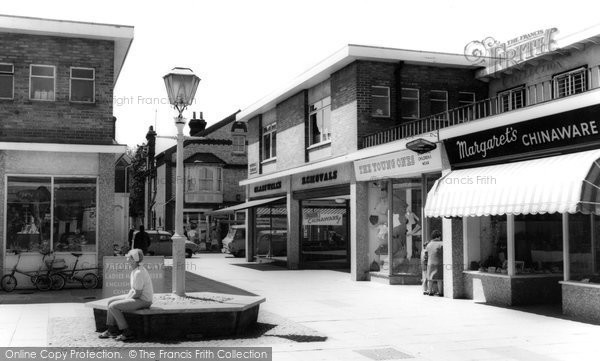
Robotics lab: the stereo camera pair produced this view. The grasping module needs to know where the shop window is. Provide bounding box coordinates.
[553,67,587,99]
[401,88,419,120]
[6,177,52,253]
[569,214,600,283]
[70,67,95,103]
[185,165,223,193]
[0,63,14,99]
[262,123,277,161]
[430,90,448,120]
[53,178,97,252]
[30,65,55,101]
[371,86,390,117]
[232,134,246,153]
[308,97,331,146]
[255,204,288,261]
[498,86,525,112]
[5,176,97,254]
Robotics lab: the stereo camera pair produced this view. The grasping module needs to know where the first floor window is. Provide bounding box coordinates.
[498,86,525,112]
[70,67,95,103]
[430,90,448,119]
[5,176,97,253]
[371,86,390,117]
[263,123,277,160]
[0,63,14,99]
[232,134,246,153]
[553,67,587,99]
[309,97,331,146]
[185,165,223,193]
[401,88,419,120]
[30,65,55,101]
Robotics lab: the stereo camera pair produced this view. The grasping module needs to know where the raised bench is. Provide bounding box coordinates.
[85,292,266,339]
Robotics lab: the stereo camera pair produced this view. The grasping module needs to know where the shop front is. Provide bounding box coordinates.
[354,145,443,284]
[292,164,354,269]
[1,149,118,289]
[425,103,600,320]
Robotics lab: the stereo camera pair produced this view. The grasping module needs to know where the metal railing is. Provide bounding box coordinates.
[362,65,600,148]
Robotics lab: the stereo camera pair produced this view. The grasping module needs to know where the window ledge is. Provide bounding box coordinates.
[70,101,96,105]
[560,280,600,289]
[371,115,391,118]
[261,157,277,165]
[307,140,331,151]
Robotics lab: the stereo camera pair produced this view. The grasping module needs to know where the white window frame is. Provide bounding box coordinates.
[371,86,390,118]
[69,67,95,103]
[308,96,332,147]
[458,92,476,106]
[0,63,14,100]
[401,88,420,120]
[430,90,448,118]
[262,123,277,162]
[498,86,525,112]
[553,67,587,99]
[185,165,223,193]
[232,134,246,153]
[29,64,56,101]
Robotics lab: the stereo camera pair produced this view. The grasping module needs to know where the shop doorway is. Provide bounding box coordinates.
[300,199,350,269]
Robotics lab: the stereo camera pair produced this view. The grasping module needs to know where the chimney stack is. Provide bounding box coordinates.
[189,111,207,136]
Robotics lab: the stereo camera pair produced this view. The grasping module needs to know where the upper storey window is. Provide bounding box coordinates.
[262,123,277,161]
[70,67,95,103]
[401,88,419,120]
[30,65,56,101]
[0,63,14,99]
[371,86,390,117]
[553,67,587,99]
[498,86,525,112]
[309,97,331,146]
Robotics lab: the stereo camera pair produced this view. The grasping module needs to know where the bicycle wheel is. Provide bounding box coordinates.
[1,275,17,292]
[81,273,99,289]
[50,274,66,291]
[35,275,52,291]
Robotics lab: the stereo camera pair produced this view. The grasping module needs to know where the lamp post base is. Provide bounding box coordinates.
[172,234,187,296]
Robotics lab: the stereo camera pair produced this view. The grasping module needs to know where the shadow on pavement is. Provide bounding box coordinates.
[476,301,600,325]
[0,266,254,304]
[233,263,289,272]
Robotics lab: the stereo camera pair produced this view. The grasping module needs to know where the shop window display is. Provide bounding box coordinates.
[6,177,52,253]
[569,214,600,283]
[367,179,423,275]
[53,178,97,252]
[255,204,288,261]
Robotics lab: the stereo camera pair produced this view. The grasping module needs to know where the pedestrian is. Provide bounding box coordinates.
[133,225,150,255]
[425,230,443,296]
[99,249,153,341]
[127,228,134,250]
[421,238,430,295]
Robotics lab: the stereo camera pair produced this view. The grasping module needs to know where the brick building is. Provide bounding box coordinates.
[146,111,247,245]
[0,15,133,288]
[236,29,600,323]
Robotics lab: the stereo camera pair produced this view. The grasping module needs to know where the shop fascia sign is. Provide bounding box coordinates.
[465,28,558,76]
[293,163,352,189]
[354,146,442,182]
[250,178,288,197]
[445,104,600,168]
[302,211,343,226]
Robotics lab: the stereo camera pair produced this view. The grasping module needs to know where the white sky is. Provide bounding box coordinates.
[4,0,600,153]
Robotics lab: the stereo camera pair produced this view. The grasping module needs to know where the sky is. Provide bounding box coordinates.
[3,0,600,153]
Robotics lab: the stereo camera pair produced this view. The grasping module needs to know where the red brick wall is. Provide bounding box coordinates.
[0,33,115,144]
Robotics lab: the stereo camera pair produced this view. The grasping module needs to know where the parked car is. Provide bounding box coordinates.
[134,230,199,258]
[256,230,287,257]
[221,225,246,257]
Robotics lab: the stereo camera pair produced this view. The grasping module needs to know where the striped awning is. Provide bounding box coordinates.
[302,208,347,216]
[256,207,287,216]
[424,149,600,217]
[208,196,285,215]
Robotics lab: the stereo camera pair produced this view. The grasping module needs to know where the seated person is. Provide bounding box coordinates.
[99,249,153,341]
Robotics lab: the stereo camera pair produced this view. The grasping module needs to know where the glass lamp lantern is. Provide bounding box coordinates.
[163,67,201,118]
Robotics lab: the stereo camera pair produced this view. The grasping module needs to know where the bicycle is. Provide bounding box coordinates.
[1,250,59,292]
[50,252,99,290]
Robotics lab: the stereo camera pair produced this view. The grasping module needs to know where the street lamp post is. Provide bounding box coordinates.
[163,67,200,296]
